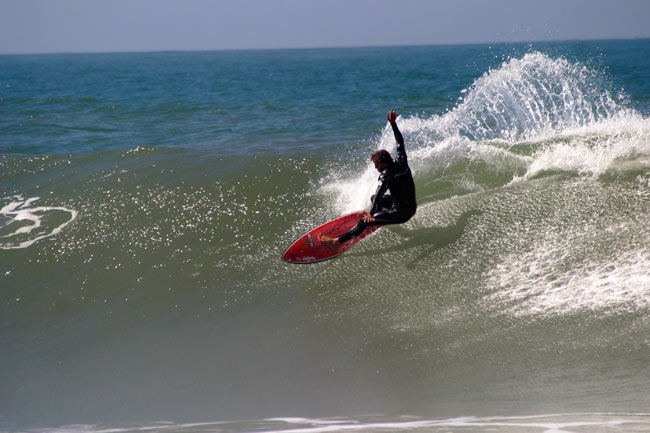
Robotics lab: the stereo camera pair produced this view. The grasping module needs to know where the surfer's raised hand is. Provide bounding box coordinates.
[387,109,398,123]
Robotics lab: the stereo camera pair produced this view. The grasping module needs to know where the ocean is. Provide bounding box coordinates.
[2,39,650,432]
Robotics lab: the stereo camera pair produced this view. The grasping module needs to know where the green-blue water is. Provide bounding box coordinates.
[2,40,650,432]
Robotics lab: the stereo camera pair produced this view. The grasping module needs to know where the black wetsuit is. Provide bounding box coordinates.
[339,120,416,243]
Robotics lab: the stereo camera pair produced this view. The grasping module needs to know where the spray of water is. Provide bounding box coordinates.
[326,52,649,212]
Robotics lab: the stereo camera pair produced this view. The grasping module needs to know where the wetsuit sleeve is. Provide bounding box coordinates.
[369,174,389,215]
[390,120,407,164]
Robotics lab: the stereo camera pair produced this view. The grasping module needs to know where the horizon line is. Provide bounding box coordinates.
[1,36,649,57]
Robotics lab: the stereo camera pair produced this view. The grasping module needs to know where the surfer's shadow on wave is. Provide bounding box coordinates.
[348,209,483,269]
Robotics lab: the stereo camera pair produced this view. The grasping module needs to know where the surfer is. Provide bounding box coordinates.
[319,110,416,249]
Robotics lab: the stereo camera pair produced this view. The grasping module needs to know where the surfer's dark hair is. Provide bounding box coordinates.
[371,149,392,164]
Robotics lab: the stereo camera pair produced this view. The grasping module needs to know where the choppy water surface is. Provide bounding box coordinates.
[1,40,650,431]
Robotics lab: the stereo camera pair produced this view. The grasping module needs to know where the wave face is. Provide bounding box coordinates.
[2,41,650,431]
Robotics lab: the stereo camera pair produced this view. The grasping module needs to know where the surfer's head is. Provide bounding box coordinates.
[371,149,392,172]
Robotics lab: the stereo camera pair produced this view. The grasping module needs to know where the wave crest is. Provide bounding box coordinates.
[329,52,649,212]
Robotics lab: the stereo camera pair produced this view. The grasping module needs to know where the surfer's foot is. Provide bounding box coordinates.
[318,234,339,250]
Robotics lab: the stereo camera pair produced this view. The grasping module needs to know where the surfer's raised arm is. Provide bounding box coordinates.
[387,109,406,162]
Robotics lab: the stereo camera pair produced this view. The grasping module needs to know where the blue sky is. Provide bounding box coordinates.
[2,0,649,54]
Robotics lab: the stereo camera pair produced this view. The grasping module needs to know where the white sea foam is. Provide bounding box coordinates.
[325,52,647,212]
[250,416,640,433]
[0,195,77,249]
[24,414,650,433]
[518,113,650,180]
[487,244,650,317]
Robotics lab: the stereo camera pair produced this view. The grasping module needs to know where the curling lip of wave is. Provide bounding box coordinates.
[329,52,644,211]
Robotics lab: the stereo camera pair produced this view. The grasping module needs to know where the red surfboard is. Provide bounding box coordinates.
[281,211,380,264]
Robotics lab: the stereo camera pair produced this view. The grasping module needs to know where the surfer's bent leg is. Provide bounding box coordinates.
[371,194,394,210]
[338,218,368,243]
[336,195,395,243]
[338,207,414,244]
